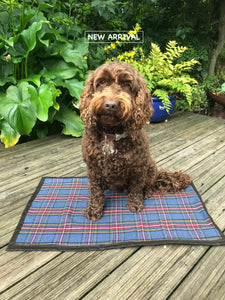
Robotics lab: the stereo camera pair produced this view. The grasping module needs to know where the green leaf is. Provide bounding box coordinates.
[18,74,42,87]
[21,21,48,55]
[153,89,172,113]
[48,23,66,42]
[59,42,87,70]
[74,38,89,56]
[0,34,14,47]
[64,79,84,99]
[32,84,53,122]
[19,9,36,31]
[41,59,79,80]
[54,78,84,99]
[37,29,50,47]
[48,81,61,111]
[0,82,37,135]
[0,76,16,86]
[38,3,54,11]
[9,21,48,61]
[0,11,13,43]
[0,119,20,148]
[55,104,84,137]
[221,83,225,93]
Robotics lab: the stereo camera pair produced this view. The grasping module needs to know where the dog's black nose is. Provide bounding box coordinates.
[104,100,118,111]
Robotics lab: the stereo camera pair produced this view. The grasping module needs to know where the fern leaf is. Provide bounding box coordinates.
[152,89,172,113]
[174,59,199,73]
[165,41,187,61]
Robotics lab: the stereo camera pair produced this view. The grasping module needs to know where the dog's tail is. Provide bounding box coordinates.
[152,170,192,194]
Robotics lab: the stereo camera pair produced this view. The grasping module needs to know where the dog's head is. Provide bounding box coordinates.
[79,61,153,131]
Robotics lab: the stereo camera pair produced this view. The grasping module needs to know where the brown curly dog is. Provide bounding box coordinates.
[79,61,191,221]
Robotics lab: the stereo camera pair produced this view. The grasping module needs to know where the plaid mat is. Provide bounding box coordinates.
[8,177,225,251]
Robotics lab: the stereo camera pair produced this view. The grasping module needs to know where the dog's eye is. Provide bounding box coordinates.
[122,82,131,89]
[98,80,107,87]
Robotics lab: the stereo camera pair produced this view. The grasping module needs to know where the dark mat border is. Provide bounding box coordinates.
[7,177,225,252]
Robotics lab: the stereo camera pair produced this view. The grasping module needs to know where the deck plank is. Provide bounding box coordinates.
[1,112,225,299]
[1,249,137,299]
[82,245,208,300]
[169,246,225,300]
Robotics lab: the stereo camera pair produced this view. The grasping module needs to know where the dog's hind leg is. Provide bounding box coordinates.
[152,170,192,194]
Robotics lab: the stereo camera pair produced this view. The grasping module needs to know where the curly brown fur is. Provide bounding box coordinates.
[79,61,191,221]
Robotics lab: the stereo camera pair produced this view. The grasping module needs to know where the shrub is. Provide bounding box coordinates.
[0,0,88,147]
[109,39,200,112]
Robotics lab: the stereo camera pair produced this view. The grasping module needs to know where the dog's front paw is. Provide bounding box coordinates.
[84,204,103,222]
[126,200,144,213]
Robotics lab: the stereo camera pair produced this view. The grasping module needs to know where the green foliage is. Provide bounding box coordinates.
[222,83,225,93]
[0,1,87,147]
[91,0,121,21]
[88,45,106,70]
[55,103,84,137]
[0,0,222,146]
[176,86,208,113]
[144,41,199,110]
[202,73,225,94]
[0,82,36,135]
[110,40,199,112]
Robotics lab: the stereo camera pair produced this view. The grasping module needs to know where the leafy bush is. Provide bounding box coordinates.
[0,0,88,147]
[176,86,208,113]
[109,39,200,112]
[137,41,199,111]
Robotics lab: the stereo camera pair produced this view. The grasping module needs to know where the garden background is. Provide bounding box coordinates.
[0,0,224,148]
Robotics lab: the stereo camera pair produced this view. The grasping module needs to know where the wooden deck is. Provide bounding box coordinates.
[1,112,225,300]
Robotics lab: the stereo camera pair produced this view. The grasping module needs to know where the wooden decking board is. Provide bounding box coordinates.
[169,246,225,300]
[82,245,207,300]
[0,135,77,158]
[0,136,80,168]
[0,143,83,185]
[147,113,224,147]
[200,179,225,220]
[0,160,86,215]
[193,155,225,196]
[1,114,219,192]
[0,154,85,204]
[1,112,225,299]
[2,249,137,299]
[151,123,225,164]
[0,251,60,294]
[157,127,225,172]
[38,248,138,300]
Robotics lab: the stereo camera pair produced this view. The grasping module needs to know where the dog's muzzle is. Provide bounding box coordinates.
[89,88,133,126]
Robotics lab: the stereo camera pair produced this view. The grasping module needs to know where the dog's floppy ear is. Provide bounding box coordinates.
[79,71,97,128]
[130,72,154,129]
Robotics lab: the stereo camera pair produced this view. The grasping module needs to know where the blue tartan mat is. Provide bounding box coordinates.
[8,177,225,251]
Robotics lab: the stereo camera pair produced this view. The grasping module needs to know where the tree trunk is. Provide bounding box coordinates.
[208,0,225,76]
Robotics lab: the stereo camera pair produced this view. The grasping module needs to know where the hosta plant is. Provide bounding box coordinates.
[0,1,88,147]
